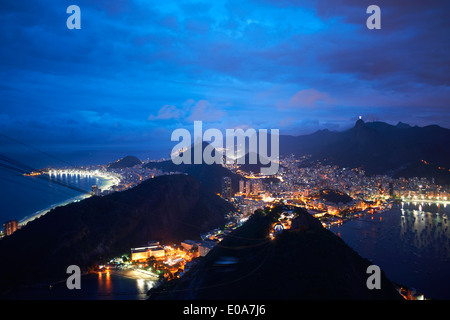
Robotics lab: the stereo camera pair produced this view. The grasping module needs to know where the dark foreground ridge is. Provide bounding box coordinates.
[149,205,403,300]
[0,174,235,294]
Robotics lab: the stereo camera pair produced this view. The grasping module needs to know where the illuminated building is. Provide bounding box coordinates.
[181,240,201,251]
[149,246,166,258]
[239,204,249,215]
[389,182,394,197]
[131,247,149,261]
[131,244,165,261]
[3,220,18,236]
[239,180,245,194]
[252,179,262,193]
[222,177,232,200]
[246,180,251,195]
[198,240,216,257]
[91,185,100,196]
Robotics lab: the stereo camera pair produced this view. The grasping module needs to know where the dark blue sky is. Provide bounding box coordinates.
[1,0,449,159]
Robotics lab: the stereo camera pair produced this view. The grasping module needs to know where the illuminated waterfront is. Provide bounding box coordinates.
[1,170,116,227]
[47,168,121,185]
[16,170,120,226]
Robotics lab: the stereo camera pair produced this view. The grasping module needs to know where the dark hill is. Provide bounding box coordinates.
[312,189,353,204]
[145,142,243,194]
[393,159,450,186]
[235,151,277,175]
[280,120,450,183]
[108,155,142,169]
[0,174,235,293]
[149,206,403,300]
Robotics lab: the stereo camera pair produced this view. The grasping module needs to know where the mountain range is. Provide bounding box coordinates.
[279,119,450,184]
[149,120,450,184]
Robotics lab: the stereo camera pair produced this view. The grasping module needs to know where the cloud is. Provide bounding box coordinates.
[148,98,227,125]
[187,100,226,123]
[148,104,185,120]
[278,89,334,109]
[0,0,448,154]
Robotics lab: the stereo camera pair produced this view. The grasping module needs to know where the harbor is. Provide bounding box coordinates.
[330,201,450,300]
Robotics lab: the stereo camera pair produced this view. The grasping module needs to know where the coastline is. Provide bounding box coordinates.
[18,175,117,227]
[18,193,92,227]
[108,269,159,281]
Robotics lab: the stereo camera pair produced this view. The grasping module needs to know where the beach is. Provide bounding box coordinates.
[18,175,118,227]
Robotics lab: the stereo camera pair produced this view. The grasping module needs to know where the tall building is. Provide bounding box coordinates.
[239,204,249,215]
[222,177,232,201]
[252,179,262,194]
[239,180,245,194]
[198,240,216,257]
[246,180,251,195]
[258,179,264,192]
[3,220,18,236]
[389,182,394,197]
[91,184,100,196]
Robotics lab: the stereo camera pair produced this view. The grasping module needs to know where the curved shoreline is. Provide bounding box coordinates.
[18,175,118,227]
[18,193,92,226]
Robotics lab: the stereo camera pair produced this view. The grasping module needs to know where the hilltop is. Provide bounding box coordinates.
[149,205,403,300]
[108,155,142,169]
[145,142,244,194]
[312,189,353,204]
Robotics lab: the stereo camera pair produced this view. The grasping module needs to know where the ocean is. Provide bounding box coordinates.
[0,150,160,224]
[0,144,170,225]
[4,270,157,300]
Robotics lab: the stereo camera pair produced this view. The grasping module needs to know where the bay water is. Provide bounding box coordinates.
[330,202,450,300]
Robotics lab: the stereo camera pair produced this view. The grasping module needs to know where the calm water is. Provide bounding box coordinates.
[330,202,450,300]
[0,145,164,225]
[0,172,107,225]
[5,271,157,300]
[0,137,173,225]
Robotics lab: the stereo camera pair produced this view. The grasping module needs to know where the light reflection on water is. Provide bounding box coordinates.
[330,202,450,299]
[87,271,157,300]
[5,271,157,300]
[400,205,449,256]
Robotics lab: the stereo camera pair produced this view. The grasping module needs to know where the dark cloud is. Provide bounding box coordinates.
[0,0,448,155]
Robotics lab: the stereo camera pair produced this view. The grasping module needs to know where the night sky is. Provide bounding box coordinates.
[1,0,449,159]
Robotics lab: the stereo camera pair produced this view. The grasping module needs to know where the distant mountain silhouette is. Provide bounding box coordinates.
[149,205,403,300]
[108,155,142,169]
[145,142,244,194]
[393,159,450,185]
[280,120,450,184]
[0,174,235,293]
[235,151,275,174]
